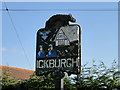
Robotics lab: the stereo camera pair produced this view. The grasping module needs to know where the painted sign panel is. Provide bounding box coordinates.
[36,25,81,76]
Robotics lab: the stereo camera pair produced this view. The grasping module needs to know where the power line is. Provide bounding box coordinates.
[0,8,118,11]
[3,1,32,70]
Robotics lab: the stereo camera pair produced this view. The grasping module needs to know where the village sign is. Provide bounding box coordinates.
[36,14,81,77]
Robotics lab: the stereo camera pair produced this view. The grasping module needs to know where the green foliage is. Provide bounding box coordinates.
[71,60,120,89]
[2,69,17,90]
[1,60,120,89]
[64,77,76,90]
[2,72,55,90]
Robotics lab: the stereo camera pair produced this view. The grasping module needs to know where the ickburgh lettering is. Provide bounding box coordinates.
[37,58,78,68]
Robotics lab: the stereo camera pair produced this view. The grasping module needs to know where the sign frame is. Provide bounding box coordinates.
[35,24,81,76]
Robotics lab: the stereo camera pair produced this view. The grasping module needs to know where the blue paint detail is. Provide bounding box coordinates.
[37,51,45,58]
[48,50,57,57]
[40,31,50,40]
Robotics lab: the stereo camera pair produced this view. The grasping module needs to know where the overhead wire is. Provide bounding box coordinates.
[0,8,118,11]
[3,1,32,70]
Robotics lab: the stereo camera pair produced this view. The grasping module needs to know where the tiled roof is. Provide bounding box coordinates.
[1,65,34,80]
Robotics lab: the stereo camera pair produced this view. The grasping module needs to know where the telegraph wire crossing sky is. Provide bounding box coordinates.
[2,2,118,70]
[2,1,33,69]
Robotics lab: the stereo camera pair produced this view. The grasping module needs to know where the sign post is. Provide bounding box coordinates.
[55,78,64,90]
[35,14,81,89]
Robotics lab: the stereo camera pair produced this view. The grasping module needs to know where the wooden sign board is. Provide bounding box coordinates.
[36,25,81,76]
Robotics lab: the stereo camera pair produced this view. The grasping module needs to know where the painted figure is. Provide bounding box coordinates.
[48,44,57,57]
[37,45,45,58]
